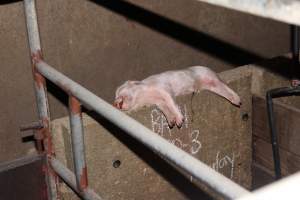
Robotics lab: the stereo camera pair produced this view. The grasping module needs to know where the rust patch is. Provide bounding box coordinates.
[69,96,82,115]
[34,72,46,89]
[36,138,44,153]
[31,50,43,64]
[31,50,46,90]
[40,117,55,156]
[80,167,88,190]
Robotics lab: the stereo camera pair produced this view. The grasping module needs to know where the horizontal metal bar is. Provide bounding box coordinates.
[237,171,300,200]
[50,157,102,200]
[20,120,44,131]
[36,60,249,199]
[195,0,300,26]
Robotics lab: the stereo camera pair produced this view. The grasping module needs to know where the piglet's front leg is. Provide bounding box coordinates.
[153,88,184,128]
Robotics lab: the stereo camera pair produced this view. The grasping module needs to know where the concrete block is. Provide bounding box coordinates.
[52,67,253,200]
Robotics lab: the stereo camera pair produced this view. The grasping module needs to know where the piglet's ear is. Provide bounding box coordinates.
[128,80,142,85]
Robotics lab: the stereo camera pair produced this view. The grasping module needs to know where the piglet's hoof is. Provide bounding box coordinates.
[176,117,184,128]
[168,119,176,129]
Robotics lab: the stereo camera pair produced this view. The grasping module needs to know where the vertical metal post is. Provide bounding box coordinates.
[291,25,299,64]
[69,96,88,191]
[266,92,281,180]
[291,25,300,86]
[23,0,58,199]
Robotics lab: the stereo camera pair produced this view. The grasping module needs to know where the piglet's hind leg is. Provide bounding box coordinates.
[200,78,241,106]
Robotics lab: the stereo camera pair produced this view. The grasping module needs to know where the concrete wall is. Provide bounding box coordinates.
[52,67,252,199]
[0,0,291,162]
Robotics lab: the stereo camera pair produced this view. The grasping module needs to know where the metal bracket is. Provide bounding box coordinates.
[20,120,45,140]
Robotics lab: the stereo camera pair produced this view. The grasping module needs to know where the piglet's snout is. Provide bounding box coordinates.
[113,98,124,109]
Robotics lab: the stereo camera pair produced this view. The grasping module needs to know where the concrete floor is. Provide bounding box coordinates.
[0,154,274,200]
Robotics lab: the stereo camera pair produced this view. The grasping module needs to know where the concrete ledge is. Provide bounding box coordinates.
[52,66,253,199]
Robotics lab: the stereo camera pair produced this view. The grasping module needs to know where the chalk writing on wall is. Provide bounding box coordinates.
[150,105,201,155]
[150,104,235,179]
[211,151,235,179]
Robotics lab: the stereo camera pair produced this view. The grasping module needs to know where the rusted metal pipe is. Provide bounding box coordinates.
[69,96,88,191]
[36,60,250,199]
[23,0,58,199]
[50,157,102,200]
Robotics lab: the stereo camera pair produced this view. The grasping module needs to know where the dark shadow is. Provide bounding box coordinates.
[21,134,35,143]
[46,80,69,107]
[0,155,47,200]
[86,110,214,200]
[89,0,264,66]
[0,0,21,5]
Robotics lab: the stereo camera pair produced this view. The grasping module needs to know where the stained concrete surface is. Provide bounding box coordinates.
[52,67,252,199]
[0,0,292,163]
[51,55,300,199]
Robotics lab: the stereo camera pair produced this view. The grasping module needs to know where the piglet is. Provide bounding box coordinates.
[114,66,241,128]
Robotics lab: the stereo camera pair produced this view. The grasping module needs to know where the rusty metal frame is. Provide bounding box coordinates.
[22,0,300,200]
[24,0,58,199]
[36,53,250,200]
[23,0,250,199]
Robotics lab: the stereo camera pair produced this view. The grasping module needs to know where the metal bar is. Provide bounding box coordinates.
[23,0,58,199]
[36,60,249,199]
[194,0,300,26]
[237,171,300,200]
[20,120,44,131]
[50,157,102,200]
[292,25,299,63]
[69,96,89,191]
[266,92,281,180]
[291,25,300,86]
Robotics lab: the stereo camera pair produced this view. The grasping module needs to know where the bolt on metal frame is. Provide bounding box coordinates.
[23,0,300,200]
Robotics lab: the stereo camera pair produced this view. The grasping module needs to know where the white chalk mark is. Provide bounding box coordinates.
[190,130,202,154]
[211,151,235,180]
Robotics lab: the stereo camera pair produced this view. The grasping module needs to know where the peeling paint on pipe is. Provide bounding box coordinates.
[50,157,103,200]
[23,0,58,199]
[69,96,89,191]
[36,60,250,199]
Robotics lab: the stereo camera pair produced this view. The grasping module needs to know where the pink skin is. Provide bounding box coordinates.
[114,66,241,128]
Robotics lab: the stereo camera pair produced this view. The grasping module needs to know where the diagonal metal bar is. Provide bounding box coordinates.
[50,157,102,200]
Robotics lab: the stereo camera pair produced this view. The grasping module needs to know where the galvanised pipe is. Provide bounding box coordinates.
[50,157,102,200]
[69,96,88,191]
[23,0,57,199]
[194,0,300,26]
[36,60,250,199]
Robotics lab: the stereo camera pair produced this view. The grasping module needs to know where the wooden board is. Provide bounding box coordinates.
[253,136,300,176]
[253,95,300,157]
